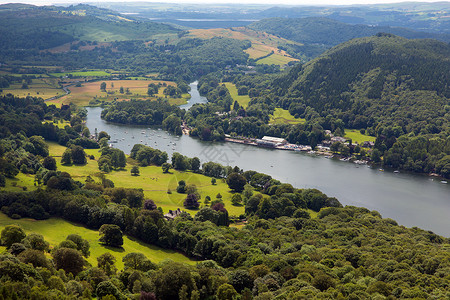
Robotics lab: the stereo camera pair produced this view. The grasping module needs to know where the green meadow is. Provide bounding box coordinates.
[344,129,376,143]
[224,82,251,109]
[48,142,245,217]
[50,70,111,77]
[0,213,194,269]
[269,108,305,125]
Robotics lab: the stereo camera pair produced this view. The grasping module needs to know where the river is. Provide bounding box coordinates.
[85,83,450,237]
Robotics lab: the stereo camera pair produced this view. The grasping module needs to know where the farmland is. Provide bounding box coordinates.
[188,27,299,65]
[0,77,64,100]
[46,79,189,107]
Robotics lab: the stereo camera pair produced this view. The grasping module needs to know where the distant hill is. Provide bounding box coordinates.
[277,33,450,132]
[248,17,450,49]
[0,4,179,50]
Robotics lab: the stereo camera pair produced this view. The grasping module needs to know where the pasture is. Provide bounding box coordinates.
[0,78,64,100]
[0,213,194,269]
[47,142,245,217]
[257,53,297,66]
[269,108,305,125]
[224,82,251,109]
[344,129,376,143]
[46,79,188,107]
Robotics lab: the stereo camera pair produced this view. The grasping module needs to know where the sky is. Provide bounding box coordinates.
[0,0,448,6]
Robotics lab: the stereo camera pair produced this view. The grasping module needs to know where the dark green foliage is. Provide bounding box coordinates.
[184,194,199,209]
[130,144,168,167]
[99,224,123,248]
[226,172,247,193]
[1,225,26,249]
[52,247,85,275]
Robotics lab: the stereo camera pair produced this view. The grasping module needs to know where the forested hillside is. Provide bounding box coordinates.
[248,17,450,58]
[226,34,450,177]
[0,3,178,51]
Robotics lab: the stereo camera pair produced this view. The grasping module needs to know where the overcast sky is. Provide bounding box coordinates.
[1,0,448,6]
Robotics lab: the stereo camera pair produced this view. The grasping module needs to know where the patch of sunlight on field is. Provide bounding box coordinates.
[224,82,251,109]
[270,108,305,125]
[0,213,195,269]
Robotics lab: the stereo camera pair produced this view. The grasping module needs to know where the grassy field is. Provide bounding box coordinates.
[50,70,111,77]
[269,108,305,125]
[344,129,376,143]
[188,27,299,64]
[0,78,64,100]
[224,82,251,109]
[46,79,188,107]
[257,53,297,66]
[0,213,194,269]
[47,142,245,217]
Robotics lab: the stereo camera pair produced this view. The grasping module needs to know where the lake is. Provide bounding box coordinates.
[85,82,450,237]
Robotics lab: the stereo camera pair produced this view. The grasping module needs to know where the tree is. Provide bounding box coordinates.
[231,194,243,206]
[216,283,238,300]
[100,82,107,92]
[53,247,85,275]
[211,178,216,185]
[119,86,124,94]
[190,157,200,172]
[71,145,87,165]
[1,225,26,249]
[144,199,157,210]
[66,234,90,257]
[99,224,123,248]
[131,165,140,176]
[61,148,72,165]
[18,249,49,268]
[123,252,156,272]
[96,281,122,299]
[153,262,196,300]
[21,233,49,251]
[184,194,199,209]
[162,162,171,173]
[177,180,186,193]
[43,156,57,170]
[226,172,247,192]
[97,252,117,276]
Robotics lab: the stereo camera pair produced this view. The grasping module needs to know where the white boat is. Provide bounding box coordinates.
[441,181,448,184]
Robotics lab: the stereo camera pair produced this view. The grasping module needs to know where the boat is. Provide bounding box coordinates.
[441,181,448,184]
[394,170,400,173]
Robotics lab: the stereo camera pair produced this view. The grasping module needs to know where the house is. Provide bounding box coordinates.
[362,141,375,148]
[164,208,183,220]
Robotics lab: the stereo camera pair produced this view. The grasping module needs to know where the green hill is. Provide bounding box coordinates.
[0,4,178,50]
[278,34,450,133]
[248,17,450,60]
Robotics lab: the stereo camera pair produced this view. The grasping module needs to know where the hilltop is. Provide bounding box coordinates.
[277,34,450,132]
[0,3,178,50]
[247,17,450,60]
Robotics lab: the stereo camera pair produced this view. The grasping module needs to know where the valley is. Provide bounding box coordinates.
[0,2,449,299]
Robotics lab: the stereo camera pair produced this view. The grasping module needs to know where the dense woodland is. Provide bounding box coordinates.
[0,3,449,300]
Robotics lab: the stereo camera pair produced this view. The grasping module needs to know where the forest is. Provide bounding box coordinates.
[0,2,449,300]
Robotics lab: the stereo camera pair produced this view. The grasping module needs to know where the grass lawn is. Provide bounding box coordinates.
[224,82,251,109]
[47,79,184,107]
[0,213,194,269]
[344,129,376,143]
[269,108,305,125]
[257,53,297,66]
[47,142,245,217]
[0,78,64,100]
[50,71,111,77]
